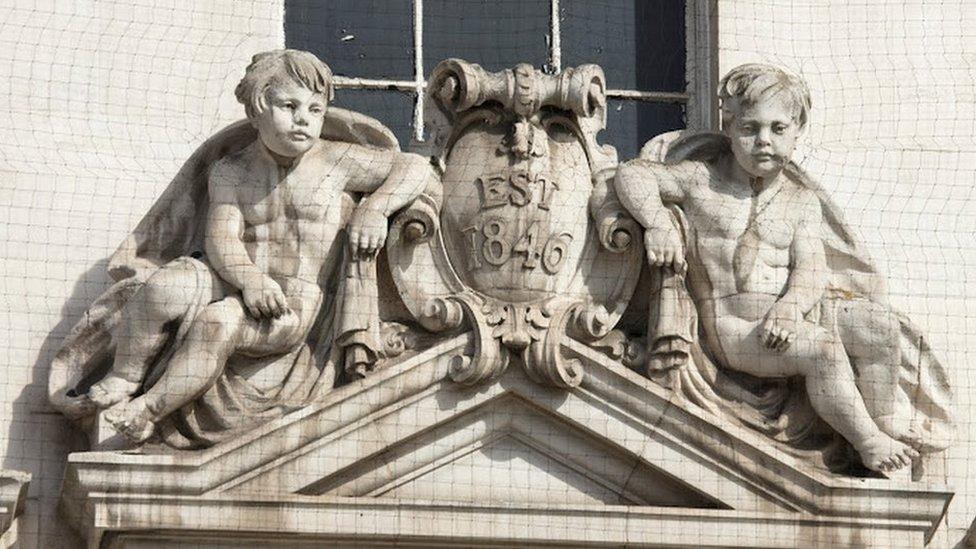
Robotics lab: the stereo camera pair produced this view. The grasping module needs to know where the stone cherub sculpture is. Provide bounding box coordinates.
[48,50,433,447]
[616,63,952,474]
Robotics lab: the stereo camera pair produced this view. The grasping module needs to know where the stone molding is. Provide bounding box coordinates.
[48,54,957,548]
[61,337,950,548]
[0,470,30,549]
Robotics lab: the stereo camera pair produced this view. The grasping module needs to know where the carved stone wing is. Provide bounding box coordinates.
[49,109,400,421]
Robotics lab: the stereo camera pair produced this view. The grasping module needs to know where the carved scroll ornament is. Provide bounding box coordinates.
[387,59,643,388]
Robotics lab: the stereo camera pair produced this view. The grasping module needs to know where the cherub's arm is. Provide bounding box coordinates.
[762,192,827,350]
[205,162,258,290]
[615,158,697,229]
[341,145,435,255]
[205,161,287,318]
[615,158,701,272]
[343,146,432,213]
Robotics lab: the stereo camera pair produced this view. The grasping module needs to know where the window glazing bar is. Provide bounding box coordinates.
[549,0,561,73]
[607,89,690,103]
[412,0,425,142]
[333,77,418,91]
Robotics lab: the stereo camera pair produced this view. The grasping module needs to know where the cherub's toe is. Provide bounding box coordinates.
[103,399,155,444]
[858,433,919,473]
[120,419,154,444]
[103,404,127,430]
[87,384,111,407]
[88,377,140,409]
[64,396,96,418]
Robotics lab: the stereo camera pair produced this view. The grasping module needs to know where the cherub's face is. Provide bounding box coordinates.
[254,79,327,158]
[724,94,802,180]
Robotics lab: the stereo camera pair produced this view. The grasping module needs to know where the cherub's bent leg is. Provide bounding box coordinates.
[105,297,249,442]
[833,299,905,440]
[89,261,228,408]
[713,315,918,472]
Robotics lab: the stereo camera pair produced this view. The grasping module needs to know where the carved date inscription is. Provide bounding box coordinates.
[461,169,573,274]
[462,219,572,273]
[462,170,573,274]
[477,171,558,210]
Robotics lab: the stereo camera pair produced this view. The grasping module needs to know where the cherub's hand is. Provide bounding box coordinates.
[639,130,688,162]
[761,301,802,352]
[644,224,686,274]
[242,274,289,319]
[348,206,388,257]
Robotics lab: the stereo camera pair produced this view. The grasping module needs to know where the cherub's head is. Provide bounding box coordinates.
[718,63,811,179]
[235,49,334,158]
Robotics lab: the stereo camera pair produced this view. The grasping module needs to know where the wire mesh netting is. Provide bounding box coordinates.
[0,1,974,547]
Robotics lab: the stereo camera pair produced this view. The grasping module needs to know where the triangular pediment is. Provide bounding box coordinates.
[292,391,727,510]
[370,432,637,506]
[62,334,953,548]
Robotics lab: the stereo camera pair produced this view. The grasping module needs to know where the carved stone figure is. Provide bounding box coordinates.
[46,52,953,486]
[47,53,960,548]
[615,63,953,474]
[387,59,642,388]
[47,50,433,447]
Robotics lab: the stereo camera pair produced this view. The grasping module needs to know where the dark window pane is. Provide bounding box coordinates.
[333,89,415,148]
[562,0,686,92]
[604,101,685,160]
[285,0,413,80]
[424,0,549,74]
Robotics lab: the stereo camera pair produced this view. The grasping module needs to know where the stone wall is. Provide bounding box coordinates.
[0,1,283,545]
[716,0,976,544]
[0,0,974,546]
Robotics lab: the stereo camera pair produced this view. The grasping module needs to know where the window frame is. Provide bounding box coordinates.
[328,0,719,144]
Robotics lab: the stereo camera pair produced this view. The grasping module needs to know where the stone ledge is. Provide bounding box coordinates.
[74,493,934,548]
[0,470,30,549]
[60,335,954,548]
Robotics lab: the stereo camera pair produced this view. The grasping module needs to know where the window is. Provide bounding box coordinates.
[285,0,716,159]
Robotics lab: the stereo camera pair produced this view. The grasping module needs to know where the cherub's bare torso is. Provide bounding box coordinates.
[232,141,352,287]
[681,160,807,322]
[211,140,370,323]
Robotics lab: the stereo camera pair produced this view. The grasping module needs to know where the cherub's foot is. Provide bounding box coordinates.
[88,376,140,409]
[857,433,920,473]
[59,394,96,419]
[875,415,925,448]
[103,397,155,444]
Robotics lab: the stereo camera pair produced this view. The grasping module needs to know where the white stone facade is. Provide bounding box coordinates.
[0,2,284,545]
[714,1,976,544]
[1,1,974,547]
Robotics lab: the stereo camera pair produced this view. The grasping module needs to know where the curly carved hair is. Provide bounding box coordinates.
[718,63,811,130]
[234,49,334,118]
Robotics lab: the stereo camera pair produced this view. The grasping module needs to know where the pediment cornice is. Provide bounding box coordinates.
[62,334,951,547]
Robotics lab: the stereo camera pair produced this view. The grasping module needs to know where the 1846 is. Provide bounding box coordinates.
[462,218,572,274]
